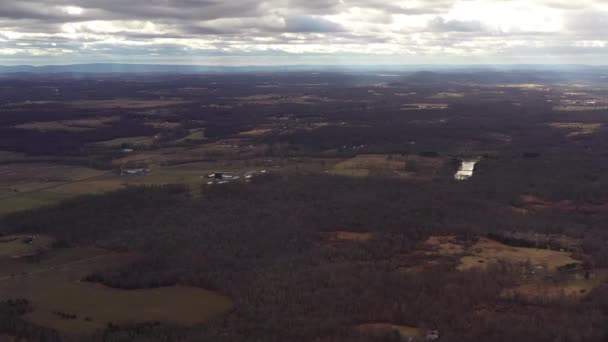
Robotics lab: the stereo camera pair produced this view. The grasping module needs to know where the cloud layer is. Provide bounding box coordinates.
[0,0,607,65]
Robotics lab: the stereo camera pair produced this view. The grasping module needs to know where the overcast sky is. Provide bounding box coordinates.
[0,0,607,65]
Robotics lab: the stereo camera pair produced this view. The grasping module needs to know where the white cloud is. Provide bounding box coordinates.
[0,0,607,64]
[61,6,84,16]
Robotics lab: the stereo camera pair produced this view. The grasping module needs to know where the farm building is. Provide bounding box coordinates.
[209,172,224,180]
[120,167,150,176]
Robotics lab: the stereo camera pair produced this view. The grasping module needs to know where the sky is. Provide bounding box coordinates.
[0,0,607,65]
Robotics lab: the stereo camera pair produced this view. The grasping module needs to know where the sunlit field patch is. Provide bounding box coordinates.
[429,92,464,98]
[323,231,373,242]
[15,121,91,132]
[547,122,602,137]
[553,106,608,111]
[355,323,421,340]
[14,117,119,132]
[502,270,608,300]
[174,128,205,143]
[0,192,72,215]
[457,238,579,272]
[424,236,465,256]
[329,154,445,179]
[96,136,156,147]
[0,235,54,258]
[67,99,193,109]
[238,128,273,137]
[401,103,449,110]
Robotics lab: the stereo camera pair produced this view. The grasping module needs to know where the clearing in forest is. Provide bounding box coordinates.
[67,99,192,109]
[329,154,444,179]
[238,127,273,137]
[547,122,602,137]
[0,244,232,335]
[401,103,449,110]
[173,129,205,143]
[356,323,421,340]
[457,238,578,271]
[424,235,465,256]
[324,231,374,242]
[502,270,608,300]
[420,235,579,272]
[330,154,405,177]
[0,235,54,258]
[96,135,156,147]
[15,117,119,132]
[553,105,608,112]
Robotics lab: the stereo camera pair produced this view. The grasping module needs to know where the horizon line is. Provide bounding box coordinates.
[3,62,608,67]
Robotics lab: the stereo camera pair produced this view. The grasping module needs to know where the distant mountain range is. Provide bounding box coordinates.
[0,63,606,74]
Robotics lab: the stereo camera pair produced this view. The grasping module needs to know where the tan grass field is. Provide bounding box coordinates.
[15,117,119,132]
[96,136,156,147]
[519,194,576,210]
[236,94,332,105]
[457,238,579,271]
[0,165,132,215]
[0,163,110,214]
[424,236,465,256]
[511,206,532,215]
[62,116,120,127]
[238,128,273,137]
[67,99,192,109]
[5,100,191,110]
[144,121,181,129]
[329,154,408,177]
[0,247,232,335]
[0,235,54,258]
[47,180,126,195]
[356,323,421,339]
[420,235,579,272]
[330,154,444,179]
[430,92,465,98]
[502,270,608,300]
[174,129,205,143]
[0,192,72,215]
[15,122,92,132]
[23,284,231,335]
[547,122,602,137]
[401,103,449,110]
[553,106,608,112]
[324,231,373,242]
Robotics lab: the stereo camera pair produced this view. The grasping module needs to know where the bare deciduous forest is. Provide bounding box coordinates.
[1,70,608,341]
